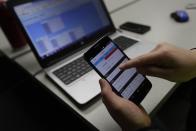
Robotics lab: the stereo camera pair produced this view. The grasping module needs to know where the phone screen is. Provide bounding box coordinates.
[88,40,147,100]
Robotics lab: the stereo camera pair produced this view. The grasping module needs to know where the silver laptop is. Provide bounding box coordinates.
[10,0,145,105]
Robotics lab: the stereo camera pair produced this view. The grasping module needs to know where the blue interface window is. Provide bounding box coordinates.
[14,0,110,59]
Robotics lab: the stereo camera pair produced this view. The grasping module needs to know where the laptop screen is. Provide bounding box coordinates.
[11,0,115,67]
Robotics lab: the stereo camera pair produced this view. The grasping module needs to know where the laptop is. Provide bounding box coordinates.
[8,0,144,105]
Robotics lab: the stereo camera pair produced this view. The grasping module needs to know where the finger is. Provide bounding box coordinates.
[99,79,110,91]
[99,79,122,107]
[119,52,159,69]
[99,79,115,100]
[150,43,163,52]
[119,44,164,69]
[137,66,171,78]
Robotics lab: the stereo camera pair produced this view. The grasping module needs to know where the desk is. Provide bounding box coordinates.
[112,0,196,49]
[103,0,140,13]
[1,0,196,131]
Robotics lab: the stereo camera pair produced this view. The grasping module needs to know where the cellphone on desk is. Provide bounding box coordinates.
[119,22,151,34]
[83,36,152,104]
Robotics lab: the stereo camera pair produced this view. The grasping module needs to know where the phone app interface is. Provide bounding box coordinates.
[91,42,145,99]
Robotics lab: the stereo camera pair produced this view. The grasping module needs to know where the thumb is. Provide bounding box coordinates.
[99,79,121,107]
[99,79,113,97]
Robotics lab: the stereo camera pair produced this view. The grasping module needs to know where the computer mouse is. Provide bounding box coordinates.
[171,10,189,23]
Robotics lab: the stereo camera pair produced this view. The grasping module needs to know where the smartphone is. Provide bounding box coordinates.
[83,36,152,104]
[119,22,151,34]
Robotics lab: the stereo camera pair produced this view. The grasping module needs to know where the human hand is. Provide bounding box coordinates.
[99,79,151,131]
[120,43,196,82]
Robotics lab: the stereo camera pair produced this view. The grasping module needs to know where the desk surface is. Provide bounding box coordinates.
[1,0,196,131]
[112,0,196,49]
[104,0,139,13]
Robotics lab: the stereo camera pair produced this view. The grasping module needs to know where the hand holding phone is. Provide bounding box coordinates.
[119,22,151,34]
[83,36,151,104]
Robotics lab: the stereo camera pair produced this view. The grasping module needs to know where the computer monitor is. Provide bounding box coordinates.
[8,0,115,67]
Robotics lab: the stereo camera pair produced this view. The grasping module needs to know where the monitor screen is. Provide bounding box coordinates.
[13,0,112,60]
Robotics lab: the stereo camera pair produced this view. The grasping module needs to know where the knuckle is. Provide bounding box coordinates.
[159,45,171,56]
[156,43,164,48]
[157,43,170,50]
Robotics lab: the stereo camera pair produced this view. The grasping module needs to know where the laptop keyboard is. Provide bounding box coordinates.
[53,36,138,85]
[53,57,92,85]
